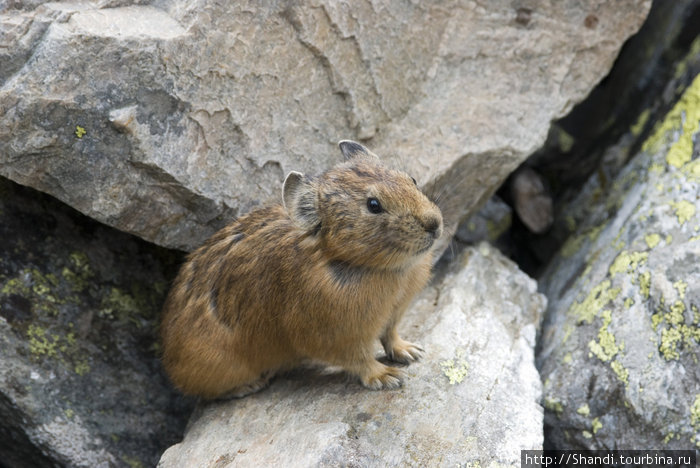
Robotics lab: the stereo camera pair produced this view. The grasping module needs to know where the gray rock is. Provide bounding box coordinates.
[0,178,193,468]
[0,0,650,250]
[157,243,546,467]
[537,74,700,449]
[455,195,512,246]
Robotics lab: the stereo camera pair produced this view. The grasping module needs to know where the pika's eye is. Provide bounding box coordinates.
[367,197,383,214]
[411,177,417,185]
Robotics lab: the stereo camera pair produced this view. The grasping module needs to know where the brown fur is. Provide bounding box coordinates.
[160,141,443,399]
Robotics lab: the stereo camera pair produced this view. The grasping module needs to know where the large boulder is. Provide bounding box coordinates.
[537,72,700,449]
[158,243,546,467]
[0,0,650,251]
[0,178,193,468]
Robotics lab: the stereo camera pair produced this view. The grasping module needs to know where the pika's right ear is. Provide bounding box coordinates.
[283,171,320,231]
[338,140,379,161]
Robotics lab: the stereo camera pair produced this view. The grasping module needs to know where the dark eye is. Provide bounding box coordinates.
[411,177,417,185]
[367,197,383,214]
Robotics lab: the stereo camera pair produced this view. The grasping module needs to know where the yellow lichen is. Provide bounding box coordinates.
[668,301,686,325]
[440,349,469,385]
[639,272,651,299]
[684,158,700,180]
[609,251,648,276]
[659,328,682,360]
[591,417,602,434]
[691,394,700,429]
[630,109,650,136]
[544,398,564,415]
[74,360,91,376]
[75,126,87,138]
[588,310,620,362]
[642,73,700,167]
[644,233,661,249]
[669,200,696,225]
[650,162,665,174]
[577,404,590,416]
[27,325,59,358]
[610,360,629,386]
[569,280,621,325]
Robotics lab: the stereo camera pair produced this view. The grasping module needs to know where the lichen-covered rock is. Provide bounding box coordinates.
[158,243,545,467]
[0,0,650,250]
[538,73,700,450]
[0,178,193,468]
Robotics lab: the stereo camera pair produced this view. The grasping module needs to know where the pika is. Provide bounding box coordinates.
[160,141,443,399]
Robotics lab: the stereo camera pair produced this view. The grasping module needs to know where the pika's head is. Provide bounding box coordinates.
[283,141,443,269]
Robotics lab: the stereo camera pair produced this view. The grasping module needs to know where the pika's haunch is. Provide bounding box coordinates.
[160,141,443,399]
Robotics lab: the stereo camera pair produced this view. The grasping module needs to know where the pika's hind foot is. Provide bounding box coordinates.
[384,337,424,364]
[360,363,403,390]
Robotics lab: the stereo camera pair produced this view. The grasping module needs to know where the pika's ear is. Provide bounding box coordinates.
[283,171,320,231]
[338,140,379,161]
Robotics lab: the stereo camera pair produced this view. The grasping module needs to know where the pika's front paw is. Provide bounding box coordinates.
[360,364,403,390]
[386,338,424,364]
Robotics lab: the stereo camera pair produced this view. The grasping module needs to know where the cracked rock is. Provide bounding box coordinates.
[0,0,650,250]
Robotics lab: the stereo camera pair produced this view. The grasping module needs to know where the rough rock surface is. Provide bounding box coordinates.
[0,0,650,250]
[158,243,546,467]
[0,178,194,468]
[537,73,700,450]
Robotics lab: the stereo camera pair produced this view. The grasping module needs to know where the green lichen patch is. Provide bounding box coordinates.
[61,251,94,293]
[26,324,91,375]
[610,360,629,386]
[576,404,590,416]
[99,285,156,327]
[642,73,700,168]
[639,272,651,299]
[569,280,621,325]
[609,251,648,276]
[588,310,621,362]
[27,325,61,358]
[591,417,602,434]
[544,397,564,416]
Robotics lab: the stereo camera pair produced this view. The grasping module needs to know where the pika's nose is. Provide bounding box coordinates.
[423,216,442,239]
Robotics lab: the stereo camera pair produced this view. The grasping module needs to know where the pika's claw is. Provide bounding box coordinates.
[386,339,424,364]
[360,364,404,390]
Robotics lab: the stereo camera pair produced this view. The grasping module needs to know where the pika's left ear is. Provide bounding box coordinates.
[282,171,321,232]
[338,140,379,161]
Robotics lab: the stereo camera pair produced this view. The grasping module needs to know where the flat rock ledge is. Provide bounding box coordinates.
[158,243,546,467]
